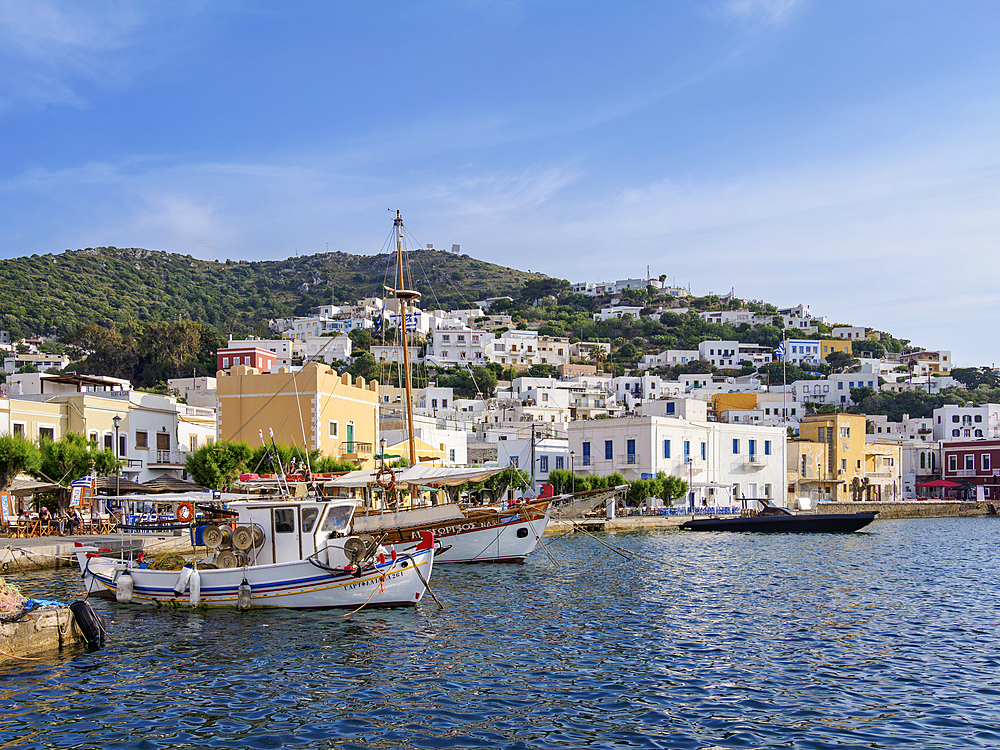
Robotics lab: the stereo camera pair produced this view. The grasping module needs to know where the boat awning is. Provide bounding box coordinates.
[396,466,505,487]
[324,470,379,488]
[324,466,506,488]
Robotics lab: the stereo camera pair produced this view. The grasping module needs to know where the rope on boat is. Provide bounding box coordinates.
[404,552,442,609]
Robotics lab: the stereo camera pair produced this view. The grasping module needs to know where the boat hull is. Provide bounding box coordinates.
[679,512,878,533]
[355,501,551,563]
[75,547,435,609]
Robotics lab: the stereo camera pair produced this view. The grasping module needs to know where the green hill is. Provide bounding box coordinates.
[0,246,546,338]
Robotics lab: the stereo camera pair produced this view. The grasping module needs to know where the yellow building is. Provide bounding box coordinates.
[797,413,868,502]
[217,363,380,467]
[819,339,852,360]
[786,439,829,508]
[710,393,758,421]
[862,442,901,502]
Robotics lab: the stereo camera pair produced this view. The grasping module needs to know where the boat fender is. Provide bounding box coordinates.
[390,548,398,562]
[69,600,105,645]
[176,502,195,523]
[189,567,201,607]
[116,571,134,604]
[173,564,194,596]
[237,578,252,611]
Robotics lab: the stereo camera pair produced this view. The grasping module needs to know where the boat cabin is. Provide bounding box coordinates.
[225,498,355,565]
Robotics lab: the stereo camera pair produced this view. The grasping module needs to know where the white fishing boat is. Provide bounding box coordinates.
[320,465,553,563]
[310,211,553,563]
[74,495,436,609]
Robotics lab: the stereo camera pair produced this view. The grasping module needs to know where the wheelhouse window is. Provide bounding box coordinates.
[274,508,295,533]
[301,507,319,533]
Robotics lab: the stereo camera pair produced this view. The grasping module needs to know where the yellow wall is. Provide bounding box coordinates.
[8,399,68,441]
[798,413,867,501]
[217,362,380,467]
[711,393,758,418]
[820,339,852,359]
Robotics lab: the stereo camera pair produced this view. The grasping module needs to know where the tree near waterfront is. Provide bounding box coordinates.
[33,432,118,512]
[186,442,254,490]
[0,435,41,492]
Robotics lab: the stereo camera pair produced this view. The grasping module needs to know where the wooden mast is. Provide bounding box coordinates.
[394,210,418,468]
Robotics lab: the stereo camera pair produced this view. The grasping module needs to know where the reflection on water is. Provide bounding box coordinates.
[3,518,1000,749]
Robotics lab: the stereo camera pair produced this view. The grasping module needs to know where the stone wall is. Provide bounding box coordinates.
[819,501,994,519]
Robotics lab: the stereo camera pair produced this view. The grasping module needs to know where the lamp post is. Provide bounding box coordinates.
[112,414,122,498]
[570,451,575,494]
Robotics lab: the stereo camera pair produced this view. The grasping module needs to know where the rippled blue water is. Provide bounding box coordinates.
[4,518,1000,749]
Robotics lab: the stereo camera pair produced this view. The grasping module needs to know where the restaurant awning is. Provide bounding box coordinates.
[5,478,62,496]
[915,479,961,488]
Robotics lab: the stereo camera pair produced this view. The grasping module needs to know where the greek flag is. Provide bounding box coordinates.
[774,342,785,358]
[71,475,94,488]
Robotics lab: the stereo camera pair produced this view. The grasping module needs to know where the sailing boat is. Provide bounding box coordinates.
[330,211,553,563]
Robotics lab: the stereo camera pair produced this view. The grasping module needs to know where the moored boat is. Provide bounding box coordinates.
[680,498,877,533]
[322,465,552,563]
[75,495,436,609]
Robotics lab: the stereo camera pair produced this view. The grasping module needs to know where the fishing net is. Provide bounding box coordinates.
[0,578,27,621]
[146,552,187,571]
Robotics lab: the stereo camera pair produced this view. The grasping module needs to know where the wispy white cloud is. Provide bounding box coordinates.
[723,0,803,27]
[0,0,203,112]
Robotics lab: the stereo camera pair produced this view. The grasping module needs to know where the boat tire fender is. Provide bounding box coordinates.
[69,600,105,645]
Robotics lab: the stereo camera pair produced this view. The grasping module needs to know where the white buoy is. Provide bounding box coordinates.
[173,565,193,596]
[116,571,134,604]
[189,567,202,607]
[238,578,251,610]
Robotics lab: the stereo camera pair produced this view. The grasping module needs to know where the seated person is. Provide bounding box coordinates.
[65,508,82,535]
[37,505,53,533]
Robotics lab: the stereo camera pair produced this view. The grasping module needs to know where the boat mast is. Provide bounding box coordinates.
[394,210,418,468]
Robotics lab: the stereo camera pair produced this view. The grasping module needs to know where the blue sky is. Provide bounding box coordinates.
[1,1,999,365]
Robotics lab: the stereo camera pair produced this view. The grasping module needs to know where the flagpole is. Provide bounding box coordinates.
[781,331,787,429]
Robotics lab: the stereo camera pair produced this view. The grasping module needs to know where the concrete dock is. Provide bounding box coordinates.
[0,606,90,664]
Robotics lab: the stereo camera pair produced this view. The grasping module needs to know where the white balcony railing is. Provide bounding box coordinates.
[150,450,187,466]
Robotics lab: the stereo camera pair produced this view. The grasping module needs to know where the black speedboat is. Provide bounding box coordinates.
[679,499,877,533]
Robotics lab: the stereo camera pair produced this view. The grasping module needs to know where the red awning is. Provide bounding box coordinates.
[915,479,962,488]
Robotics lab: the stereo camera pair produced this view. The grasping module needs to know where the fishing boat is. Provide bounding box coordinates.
[319,465,553,563]
[315,211,552,562]
[74,494,436,609]
[679,498,878,533]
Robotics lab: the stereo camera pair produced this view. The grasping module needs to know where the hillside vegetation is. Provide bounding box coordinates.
[0,246,545,339]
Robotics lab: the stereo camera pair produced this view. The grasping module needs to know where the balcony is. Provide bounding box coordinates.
[618,453,638,466]
[866,469,893,479]
[954,469,978,478]
[339,441,374,458]
[744,455,766,470]
[581,456,592,467]
[149,450,187,467]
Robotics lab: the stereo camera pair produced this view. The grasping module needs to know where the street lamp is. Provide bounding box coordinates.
[112,414,122,498]
[570,451,575,494]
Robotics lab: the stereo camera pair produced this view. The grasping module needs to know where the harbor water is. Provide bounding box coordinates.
[4,517,1000,749]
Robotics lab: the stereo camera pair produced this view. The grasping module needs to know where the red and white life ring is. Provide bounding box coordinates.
[375,466,396,492]
[176,502,195,523]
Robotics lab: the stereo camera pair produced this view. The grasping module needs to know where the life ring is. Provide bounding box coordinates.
[375,466,396,491]
[176,502,195,523]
